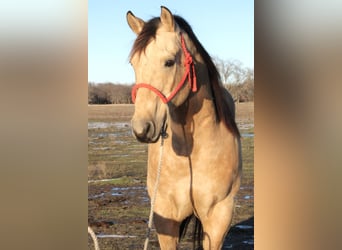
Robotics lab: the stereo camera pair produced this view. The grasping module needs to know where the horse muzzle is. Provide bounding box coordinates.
[131,119,160,143]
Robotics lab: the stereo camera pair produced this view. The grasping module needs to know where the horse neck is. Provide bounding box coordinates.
[167,61,217,152]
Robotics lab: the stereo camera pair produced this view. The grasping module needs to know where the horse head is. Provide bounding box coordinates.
[127,6,196,143]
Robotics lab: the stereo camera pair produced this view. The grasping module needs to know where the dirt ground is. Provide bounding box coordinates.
[88,102,254,249]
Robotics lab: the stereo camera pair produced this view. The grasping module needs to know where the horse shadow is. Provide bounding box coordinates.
[223,216,254,250]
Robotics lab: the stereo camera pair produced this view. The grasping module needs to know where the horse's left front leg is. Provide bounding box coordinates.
[200,195,236,250]
[153,211,180,250]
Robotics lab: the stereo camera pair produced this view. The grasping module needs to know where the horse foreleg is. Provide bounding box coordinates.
[200,196,235,250]
[153,212,180,250]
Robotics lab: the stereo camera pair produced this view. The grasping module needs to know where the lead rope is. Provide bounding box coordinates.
[143,129,166,250]
[88,226,100,250]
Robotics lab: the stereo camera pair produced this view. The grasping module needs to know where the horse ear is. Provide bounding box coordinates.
[126,11,145,35]
[160,6,175,32]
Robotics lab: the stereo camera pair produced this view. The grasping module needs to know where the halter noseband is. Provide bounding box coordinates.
[131,33,197,104]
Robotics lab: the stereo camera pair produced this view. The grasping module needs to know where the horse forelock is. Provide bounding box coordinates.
[129,17,160,61]
[129,14,240,137]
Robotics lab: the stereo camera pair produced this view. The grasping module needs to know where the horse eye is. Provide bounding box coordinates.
[164,59,175,67]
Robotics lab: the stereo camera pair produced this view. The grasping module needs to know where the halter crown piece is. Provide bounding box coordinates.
[131,32,197,104]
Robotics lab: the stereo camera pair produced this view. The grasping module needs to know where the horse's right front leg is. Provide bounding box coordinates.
[153,211,180,250]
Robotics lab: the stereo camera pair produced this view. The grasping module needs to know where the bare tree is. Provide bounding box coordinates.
[212,56,236,84]
[212,57,254,102]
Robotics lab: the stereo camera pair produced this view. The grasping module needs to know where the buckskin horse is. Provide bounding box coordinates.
[126,6,242,249]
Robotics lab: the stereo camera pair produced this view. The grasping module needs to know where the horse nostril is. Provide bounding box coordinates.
[143,122,151,135]
[132,120,155,142]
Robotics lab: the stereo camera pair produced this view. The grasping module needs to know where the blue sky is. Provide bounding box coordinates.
[88,0,254,83]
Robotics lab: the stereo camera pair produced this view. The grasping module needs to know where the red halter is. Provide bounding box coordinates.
[131,33,197,104]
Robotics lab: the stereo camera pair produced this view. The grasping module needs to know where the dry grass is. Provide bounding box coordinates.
[236,102,254,122]
[88,104,134,122]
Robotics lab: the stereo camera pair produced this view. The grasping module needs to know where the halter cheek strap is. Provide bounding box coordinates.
[131,33,197,104]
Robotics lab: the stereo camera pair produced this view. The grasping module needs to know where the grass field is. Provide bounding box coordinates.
[88,102,254,249]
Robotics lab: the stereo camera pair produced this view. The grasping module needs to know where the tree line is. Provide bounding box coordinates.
[88,59,253,104]
[88,83,133,104]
